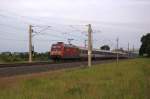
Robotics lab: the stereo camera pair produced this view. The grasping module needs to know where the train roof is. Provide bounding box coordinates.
[79,47,126,54]
[79,47,110,52]
[64,44,78,48]
[52,42,127,54]
[53,42,78,48]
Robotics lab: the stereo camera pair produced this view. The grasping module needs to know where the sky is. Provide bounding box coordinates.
[0,0,150,52]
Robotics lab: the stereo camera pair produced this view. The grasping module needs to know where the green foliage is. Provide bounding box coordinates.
[0,58,150,99]
[0,52,50,63]
[100,45,110,50]
[33,52,50,61]
[146,45,150,57]
[0,53,22,62]
[139,33,150,57]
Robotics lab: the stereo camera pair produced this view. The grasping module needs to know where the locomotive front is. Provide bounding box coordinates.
[50,42,64,60]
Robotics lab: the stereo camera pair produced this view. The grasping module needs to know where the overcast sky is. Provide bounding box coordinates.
[0,0,150,52]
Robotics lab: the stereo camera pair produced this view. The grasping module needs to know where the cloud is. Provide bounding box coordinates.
[0,0,150,52]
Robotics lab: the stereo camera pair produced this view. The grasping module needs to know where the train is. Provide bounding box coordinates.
[50,42,129,61]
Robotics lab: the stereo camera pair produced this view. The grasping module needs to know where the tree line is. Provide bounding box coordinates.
[0,52,50,63]
[139,33,150,57]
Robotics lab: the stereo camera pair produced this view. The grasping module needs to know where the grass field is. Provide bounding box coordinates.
[0,58,149,99]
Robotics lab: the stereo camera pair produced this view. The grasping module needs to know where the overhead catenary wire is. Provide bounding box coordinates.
[0,36,27,42]
[0,23,27,31]
[0,28,82,43]
[0,9,50,25]
[31,26,86,42]
[0,34,68,43]
[0,10,104,51]
[0,10,93,40]
[45,28,87,40]
[0,22,103,48]
[0,24,80,42]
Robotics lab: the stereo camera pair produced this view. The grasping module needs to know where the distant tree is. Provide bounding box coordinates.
[139,33,150,57]
[100,45,110,50]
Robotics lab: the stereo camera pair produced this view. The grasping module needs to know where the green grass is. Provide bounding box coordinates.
[0,58,150,99]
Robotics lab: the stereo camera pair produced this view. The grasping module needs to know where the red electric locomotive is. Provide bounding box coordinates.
[50,42,80,60]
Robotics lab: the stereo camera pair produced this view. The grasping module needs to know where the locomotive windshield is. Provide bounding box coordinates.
[51,45,61,51]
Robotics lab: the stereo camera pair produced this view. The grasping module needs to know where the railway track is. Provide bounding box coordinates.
[0,62,54,68]
[0,60,117,78]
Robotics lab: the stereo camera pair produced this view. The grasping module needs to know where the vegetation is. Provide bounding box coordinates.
[0,52,50,63]
[33,52,50,61]
[0,58,150,99]
[100,45,110,50]
[139,33,150,57]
